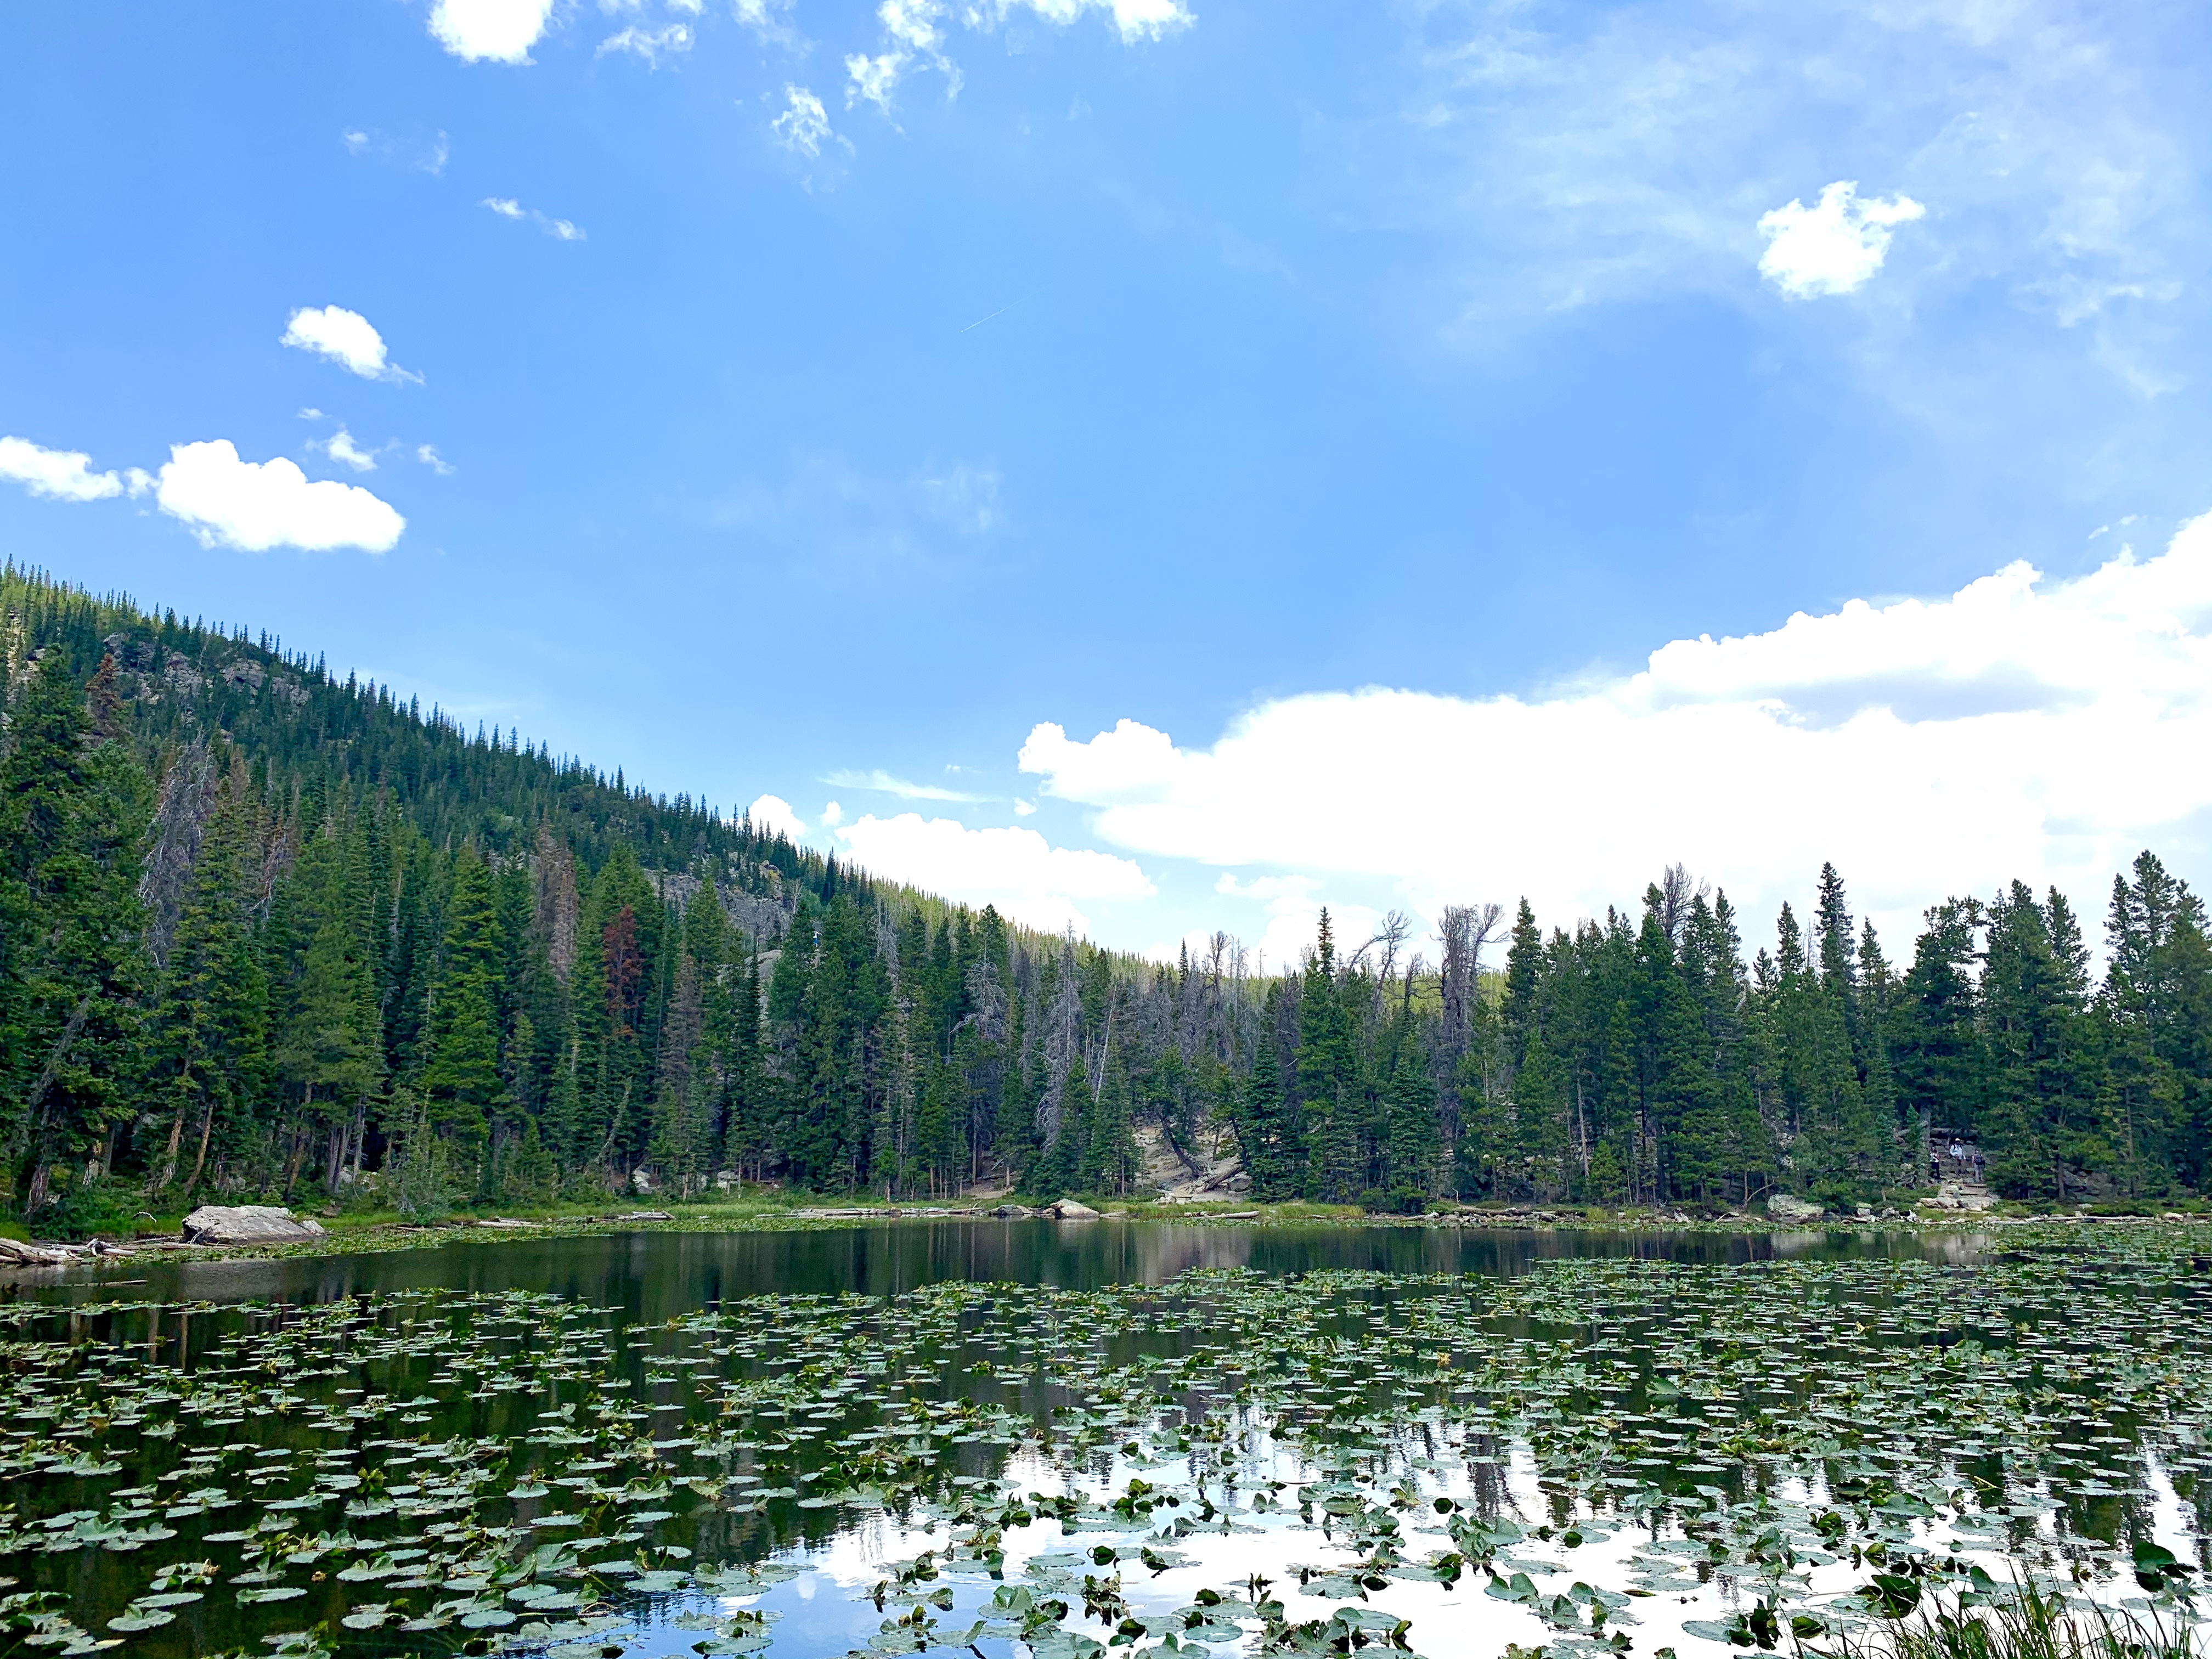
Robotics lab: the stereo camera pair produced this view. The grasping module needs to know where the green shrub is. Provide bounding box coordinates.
[32,1176,149,1243]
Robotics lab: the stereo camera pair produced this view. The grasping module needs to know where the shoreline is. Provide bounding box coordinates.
[4,1196,2202,1273]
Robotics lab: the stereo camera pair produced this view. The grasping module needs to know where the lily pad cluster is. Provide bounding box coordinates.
[0,1224,2207,1658]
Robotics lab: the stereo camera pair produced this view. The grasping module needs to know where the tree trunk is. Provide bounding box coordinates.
[180,1101,216,1202]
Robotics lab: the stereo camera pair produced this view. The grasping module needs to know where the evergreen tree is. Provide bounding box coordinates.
[421,849,506,1160]
[0,654,151,1215]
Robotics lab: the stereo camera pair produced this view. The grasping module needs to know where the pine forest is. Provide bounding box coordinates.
[4,563,2209,1235]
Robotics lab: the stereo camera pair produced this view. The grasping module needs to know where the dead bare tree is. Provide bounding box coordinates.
[138,740,218,968]
[1437,902,1505,1046]
[1350,910,1414,981]
[1657,863,1707,947]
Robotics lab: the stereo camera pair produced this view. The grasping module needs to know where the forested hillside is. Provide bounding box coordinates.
[3,562,2210,1233]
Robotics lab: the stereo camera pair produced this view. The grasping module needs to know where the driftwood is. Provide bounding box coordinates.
[0,1237,81,1268]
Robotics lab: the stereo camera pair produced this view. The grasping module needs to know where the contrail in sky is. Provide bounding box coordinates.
[960,298,1023,334]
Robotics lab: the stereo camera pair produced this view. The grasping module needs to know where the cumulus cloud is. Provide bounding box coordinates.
[837,812,1155,934]
[155,441,405,553]
[429,0,555,61]
[0,436,124,503]
[747,794,807,840]
[281,306,417,382]
[771,85,833,157]
[1019,514,2212,952]
[598,23,692,63]
[1758,182,1925,299]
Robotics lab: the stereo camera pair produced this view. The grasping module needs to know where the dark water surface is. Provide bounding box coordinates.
[18,1220,2146,1659]
[18,1218,1989,1312]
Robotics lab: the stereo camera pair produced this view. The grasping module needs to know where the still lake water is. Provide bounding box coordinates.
[29,1218,1981,1309]
[3,1220,2199,1659]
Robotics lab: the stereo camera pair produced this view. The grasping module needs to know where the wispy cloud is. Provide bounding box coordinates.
[340,128,448,174]
[733,0,803,48]
[844,0,1190,118]
[483,197,586,240]
[771,85,834,158]
[823,768,985,802]
[314,428,379,472]
[597,23,692,64]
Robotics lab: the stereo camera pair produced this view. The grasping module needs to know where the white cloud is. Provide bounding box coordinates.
[844,53,904,115]
[772,85,833,157]
[846,0,1186,115]
[734,0,800,46]
[1391,0,2199,414]
[0,436,123,503]
[416,444,456,475]
[919,464,998,531]
[281,306,417,382]
[747,793,807,839]
[824,768,981,801]
[429,0,555,61]
[598,23,692,63]
[969,0,1193,46]
[155,440,405,554]
[1758,181,1925,299]
[821,800,844,826]
[844,0,962,115]
[483,197,588,240]
[317,428,379,472]
[340,128,449,173]
[836,812,1155,934]
[1018,513,2212,952]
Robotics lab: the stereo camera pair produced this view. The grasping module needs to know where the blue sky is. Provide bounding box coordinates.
[4,0,2212,964]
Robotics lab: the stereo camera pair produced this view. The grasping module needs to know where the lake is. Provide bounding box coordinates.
[1,1220,2202,1659]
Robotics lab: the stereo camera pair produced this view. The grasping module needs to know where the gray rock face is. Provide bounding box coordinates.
[1050,1199,1101,1220]
[181,1205,329,1245]
[1767,1193,1826,1223]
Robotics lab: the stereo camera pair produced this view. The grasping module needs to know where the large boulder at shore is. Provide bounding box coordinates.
[1049,1199,1101,1220]
[181,1205,328,1245]
[1766,1193,1826,1223]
